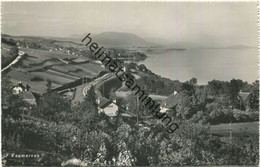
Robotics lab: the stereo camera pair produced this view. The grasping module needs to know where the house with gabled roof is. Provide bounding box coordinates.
[12,82,36,105]
[160,91,181,113]
[238,90,253,111]
[97,97,118,117]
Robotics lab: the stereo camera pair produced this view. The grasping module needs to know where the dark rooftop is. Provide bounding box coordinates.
[160,93,181,109]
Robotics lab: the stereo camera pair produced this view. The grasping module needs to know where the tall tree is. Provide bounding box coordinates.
[46,79,52,92]
[37,92,71,121]
[208,80,223,96]
[228,79,246,106]
[2,77,13,106]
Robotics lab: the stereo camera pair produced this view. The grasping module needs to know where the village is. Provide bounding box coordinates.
[2,33,258,166]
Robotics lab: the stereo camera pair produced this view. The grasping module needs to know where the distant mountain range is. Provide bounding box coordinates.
[69,32,205,49]
[68,32,257,49]
[208,45,257,49]
[3,32,256,50]
[225,45,257,49]
[71,32,256,49]
[94,32,158,47]
[70,32,157,48]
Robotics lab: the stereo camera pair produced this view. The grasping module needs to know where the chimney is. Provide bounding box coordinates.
[26,84,30,91]
[18,82,25,91]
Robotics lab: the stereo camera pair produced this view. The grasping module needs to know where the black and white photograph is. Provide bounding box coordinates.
[1,1,259,166]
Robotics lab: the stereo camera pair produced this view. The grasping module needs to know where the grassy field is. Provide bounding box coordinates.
[45,69,80,80]
[2,35,110,94]
[76,63,105,75]
[7,69,34,81]
[29,71,75,85]
[7,70,62,94]
[53,41,85,49]
[209,121,259,137]
[2,43,15,49]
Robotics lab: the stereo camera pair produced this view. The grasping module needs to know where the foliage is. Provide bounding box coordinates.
[46,79,52,92]
[2,71,259,166]
[37,92,72,122]
[9,46,19,56]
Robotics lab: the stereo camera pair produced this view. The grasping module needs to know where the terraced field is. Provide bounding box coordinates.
[55,66,94,78]
[2,36,107,94]
[76,63,105,74]
[7,70,34,81]
[45,69,80,80]
[29,71,76,85]
[3,37,107,94]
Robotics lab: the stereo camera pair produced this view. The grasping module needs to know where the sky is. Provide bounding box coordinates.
[2,2,258,47]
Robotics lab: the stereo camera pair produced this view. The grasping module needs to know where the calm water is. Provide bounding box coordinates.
[138,48,258,85]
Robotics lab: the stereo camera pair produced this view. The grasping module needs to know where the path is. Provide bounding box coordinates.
[2,50,26,72]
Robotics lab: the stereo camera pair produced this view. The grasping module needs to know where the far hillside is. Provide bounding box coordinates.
[93,32,157,48]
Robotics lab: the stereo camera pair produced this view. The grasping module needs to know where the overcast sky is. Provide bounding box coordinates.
[2,2,258,47]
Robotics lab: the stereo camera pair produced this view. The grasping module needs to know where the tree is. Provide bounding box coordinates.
[139,64,147,72]
[182,82,195,96]
[189,77,197,85]
[46,79,52,92]
[123,93,143,117]
[37,92,71,121]
[9,46,19,56]
[115,141,136,166]
[228,79,246,107]
[250,80,259,110]
[2,77,13,106]
[208,80,223,96]
[85,86,97,109]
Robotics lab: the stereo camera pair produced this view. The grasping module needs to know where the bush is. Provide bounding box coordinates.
[233,109,259,122]
[206,103,234,124]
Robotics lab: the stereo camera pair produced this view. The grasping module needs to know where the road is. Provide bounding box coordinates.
[83,73,114,96]
[1,48,25,72]
[73,73,114,102]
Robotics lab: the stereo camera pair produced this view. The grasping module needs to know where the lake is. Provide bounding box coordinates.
[138,48,258,85]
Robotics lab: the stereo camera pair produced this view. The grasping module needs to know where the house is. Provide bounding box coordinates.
[160,91,181,113]
[12,82,36,105]
[12,82,26,94]
[238,90,252,111]
[12,86,23,94]
[97,97,118,117]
